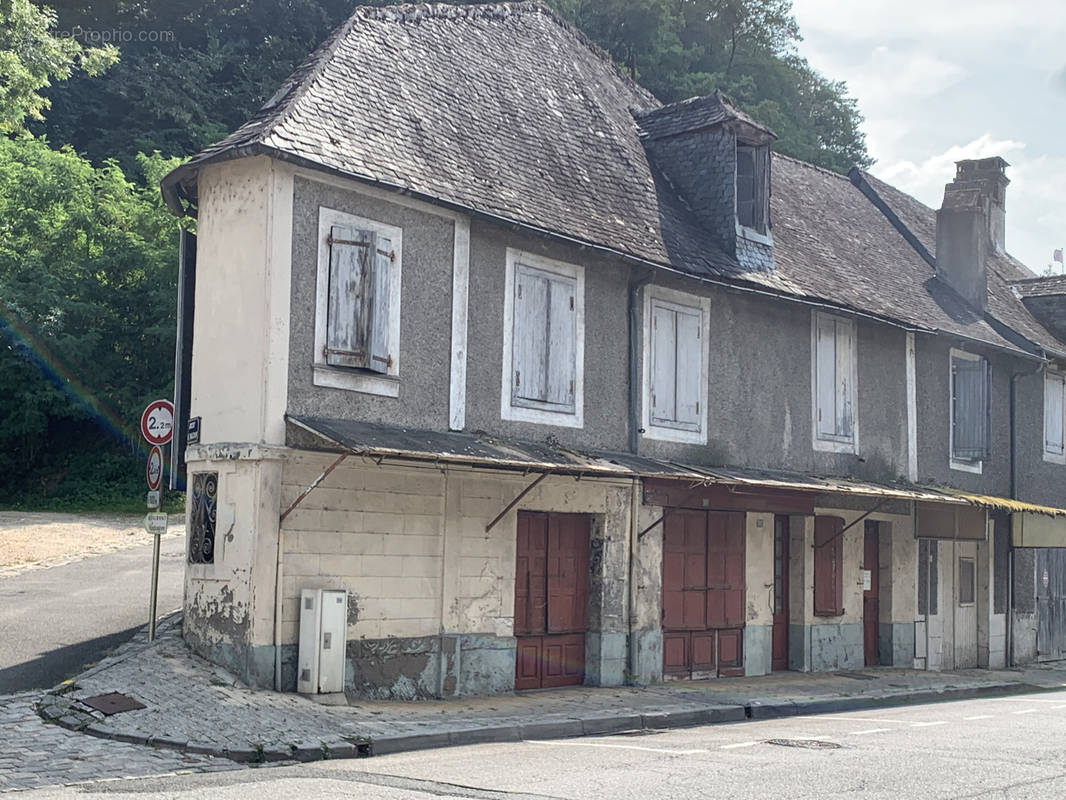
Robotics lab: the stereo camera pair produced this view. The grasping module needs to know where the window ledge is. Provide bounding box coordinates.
[736,222,774,247]
[313,364,399,398]
[950,458,983,475]
[1044,450,1066,465]
[641,423,706,445]
[813,436,857,455]
[501,401,583,429]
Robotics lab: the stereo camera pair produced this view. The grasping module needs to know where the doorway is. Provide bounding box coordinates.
[862,521,880,667]
[514,511,590,690]
[662,510,746,678]
[1037,548,1066,661]
[771,515,790,671]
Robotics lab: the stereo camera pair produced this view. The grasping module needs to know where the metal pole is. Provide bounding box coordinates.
[148,532,161,641]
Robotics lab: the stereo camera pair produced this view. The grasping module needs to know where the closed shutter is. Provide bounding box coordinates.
[815,315,838,438]
[674,308,701,428]
[752,146,768,233]
[953,357,989,460]
[512,264,577,411]
[835,319,854,438]
[1046,373,1065,455]
[325,225,374,369]
[736,146,756,229]
[814,516,844,616]
[367,235,393,374]
[650,303,677,426]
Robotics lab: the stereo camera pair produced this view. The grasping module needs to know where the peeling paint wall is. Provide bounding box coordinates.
[744,513,774,676]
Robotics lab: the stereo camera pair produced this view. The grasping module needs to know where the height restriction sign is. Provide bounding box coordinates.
[140,399,174,446]
[146,445,163,490]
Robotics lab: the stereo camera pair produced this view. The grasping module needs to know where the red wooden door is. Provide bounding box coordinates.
[514,512,589,689]
[662,510,746,678]
[863,521,880,667]
[771,515,790,671]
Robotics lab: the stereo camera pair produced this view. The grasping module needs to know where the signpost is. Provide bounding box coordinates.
[141,399,173,642]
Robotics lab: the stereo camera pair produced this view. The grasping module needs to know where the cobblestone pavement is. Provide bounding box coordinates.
[34,611,1066,768]
[0,691,241,793]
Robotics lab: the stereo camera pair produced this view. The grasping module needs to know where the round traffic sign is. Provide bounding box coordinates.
[146,445,163,490]
[140,399,174,446]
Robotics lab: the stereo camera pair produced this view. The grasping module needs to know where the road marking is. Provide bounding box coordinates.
[794,716,907,725]
[853,728,892,736]
[963,715,994,720]
[993,697,1066,704]
[720,742,760,750]
[910,721,948,727]
[1052,705,1066,710]
[525,741,708,756]
[1012,709,1038,715]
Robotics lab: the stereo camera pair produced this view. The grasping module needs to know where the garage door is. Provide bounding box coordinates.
[514,512,590,689]
[662,510,746,678]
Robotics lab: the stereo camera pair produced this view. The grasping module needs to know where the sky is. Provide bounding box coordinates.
[790,0,1066,275]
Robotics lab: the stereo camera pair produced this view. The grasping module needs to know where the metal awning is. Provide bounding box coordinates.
[286,415,987,507]
[936,489,1066,519]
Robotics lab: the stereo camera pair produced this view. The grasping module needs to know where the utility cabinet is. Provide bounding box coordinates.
[297,588,348,693]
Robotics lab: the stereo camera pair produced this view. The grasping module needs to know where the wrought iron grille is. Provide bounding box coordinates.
[189,472,218,564]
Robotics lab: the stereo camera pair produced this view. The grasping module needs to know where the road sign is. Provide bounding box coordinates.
[146,490,161,509]
[140,400,174,446]
[187,416,201,445]
[146,445,163,490]
[144,512,168,534]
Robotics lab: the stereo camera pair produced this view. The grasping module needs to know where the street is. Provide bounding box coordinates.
[0,536,185,693]
[19,689,1066,799]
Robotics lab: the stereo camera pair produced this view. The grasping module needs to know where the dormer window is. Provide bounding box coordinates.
[736,143,770,235]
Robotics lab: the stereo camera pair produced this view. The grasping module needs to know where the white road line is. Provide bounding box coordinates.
[720,742,760,750]
[852,728,892,736]
[963,715,995,720]
[525,740,708,755]
[910,721,948,727]
[993,697,1066,704]
[1052,705,1066,711]
[1012,709,1038,715]
[794,716,908,725]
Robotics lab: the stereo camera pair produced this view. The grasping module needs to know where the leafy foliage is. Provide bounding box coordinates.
[0,0,117,133]
[0,134,182,505]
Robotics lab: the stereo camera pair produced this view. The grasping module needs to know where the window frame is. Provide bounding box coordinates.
[949,348,987,474]
[500,248,585,428]
[735,141,773,245]
[811,311,859,454]
[1044,368,1066,464]
[641,285,711,444]
[313,207,403,397]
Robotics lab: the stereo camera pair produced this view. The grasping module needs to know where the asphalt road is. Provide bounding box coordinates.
[0,536,185,693]
[22,688,1066,799]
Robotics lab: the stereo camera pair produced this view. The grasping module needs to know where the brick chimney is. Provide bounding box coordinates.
[935,157,1010,311]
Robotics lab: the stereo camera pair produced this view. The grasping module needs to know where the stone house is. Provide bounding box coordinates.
[160,2,1066,698]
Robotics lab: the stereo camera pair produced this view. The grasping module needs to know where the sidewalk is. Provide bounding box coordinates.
[39,613,1066,764]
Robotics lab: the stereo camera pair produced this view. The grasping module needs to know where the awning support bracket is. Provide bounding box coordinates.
[637,480,713,540]
[813,499,888,550]
[485,471,553,533]
[279,454,347,524]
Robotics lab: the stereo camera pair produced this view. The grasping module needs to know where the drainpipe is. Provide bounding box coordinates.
[628,271,654,454]
[627,478,641,684]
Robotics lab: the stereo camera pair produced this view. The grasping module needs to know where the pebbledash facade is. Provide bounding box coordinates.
[161,2,1066,699]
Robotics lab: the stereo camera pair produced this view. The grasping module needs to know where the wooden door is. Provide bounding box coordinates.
[862,522,880,667]
[662,510,746,678]
[514,512,589,690]
[772,516,790,671]
[954,540,978,669]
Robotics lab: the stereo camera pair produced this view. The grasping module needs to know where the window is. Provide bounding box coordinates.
[1045,371,1065,462]
[958,557,976,606]
[814,516,844,616]
[812,312,857,452]
[189,472,218,565]
[501,250,584,427]
[736,143,769,235]
[642,287,710,443]
[314,208,402,397]
[950,349,990,470]
[918,539,939,616]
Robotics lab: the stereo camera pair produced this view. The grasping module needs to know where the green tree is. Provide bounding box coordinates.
[0,0,117,133]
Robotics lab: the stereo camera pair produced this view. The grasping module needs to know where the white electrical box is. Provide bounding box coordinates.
[297,588,347,694]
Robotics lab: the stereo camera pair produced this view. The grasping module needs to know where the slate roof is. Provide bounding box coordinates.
[162,1,1065,360]
[1013,275,1066,298]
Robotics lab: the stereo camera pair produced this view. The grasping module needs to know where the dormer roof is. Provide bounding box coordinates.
[634,90,775,143]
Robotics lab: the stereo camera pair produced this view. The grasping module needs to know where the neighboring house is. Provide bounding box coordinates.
[161,2,1066,698]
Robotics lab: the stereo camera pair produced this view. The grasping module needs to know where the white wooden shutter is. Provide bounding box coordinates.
[835,319,854,438]
[674,308,701,429]
[545,274,577,409]
[512,266,548,404]
[650,302,677,426]
[326,225,374,369]
[365,235,393,374]
[1046,373,1065,455]
[815,315,838,438]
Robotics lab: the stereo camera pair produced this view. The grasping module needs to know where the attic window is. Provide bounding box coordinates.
[736,143,769,235]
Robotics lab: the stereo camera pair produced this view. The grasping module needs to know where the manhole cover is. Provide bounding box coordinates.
[81,692,147,715]
[765,738,842,750]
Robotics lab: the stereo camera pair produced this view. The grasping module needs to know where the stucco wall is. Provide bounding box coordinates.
[1014,368,1066,508]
